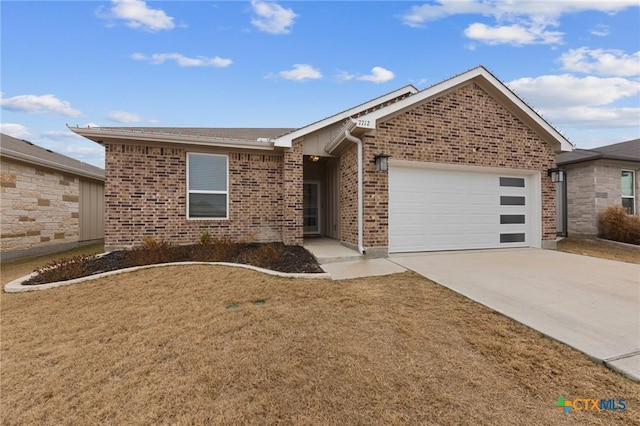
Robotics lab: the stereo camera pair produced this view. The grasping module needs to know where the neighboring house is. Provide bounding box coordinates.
[71,66,572,255]
[0,134,105,260]
[556,139,639,237]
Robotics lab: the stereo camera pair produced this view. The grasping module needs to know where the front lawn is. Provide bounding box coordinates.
[1,267,637,425]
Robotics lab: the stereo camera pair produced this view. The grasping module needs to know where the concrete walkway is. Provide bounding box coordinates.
[390,248,640,381]
[304,238,407,280]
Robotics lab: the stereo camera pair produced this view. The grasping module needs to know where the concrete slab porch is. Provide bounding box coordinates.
[303,238,407,280]
[303,238,363,263]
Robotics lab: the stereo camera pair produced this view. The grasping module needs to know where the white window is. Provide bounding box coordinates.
[621,170,635,214]
[187,153,228,219]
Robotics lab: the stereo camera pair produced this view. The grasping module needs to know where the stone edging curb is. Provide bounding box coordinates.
[4,262,331,293]
[595,238,640,250]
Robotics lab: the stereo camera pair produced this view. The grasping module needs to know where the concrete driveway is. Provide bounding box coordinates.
[390,248,640,381]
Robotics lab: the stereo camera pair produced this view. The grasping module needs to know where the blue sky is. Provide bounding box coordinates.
[1,0,639,168]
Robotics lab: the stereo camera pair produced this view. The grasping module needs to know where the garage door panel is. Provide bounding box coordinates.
[389,165,534,253]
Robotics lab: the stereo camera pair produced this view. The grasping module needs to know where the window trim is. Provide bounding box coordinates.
[621,170,635,215]
[186,152,229,220]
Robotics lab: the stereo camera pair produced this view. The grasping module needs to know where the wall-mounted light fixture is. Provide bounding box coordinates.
[547,168,565,183]
[374,153,390,172]
[309,155,320,162]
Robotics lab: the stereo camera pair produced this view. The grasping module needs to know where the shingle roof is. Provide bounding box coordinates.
[557,138,639,165]
[0,133,105,180]
[96,127,295,141]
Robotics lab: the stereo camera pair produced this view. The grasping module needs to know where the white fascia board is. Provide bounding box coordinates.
[70,127,275,151]
[363,67,574,153]
[273,85,419,148]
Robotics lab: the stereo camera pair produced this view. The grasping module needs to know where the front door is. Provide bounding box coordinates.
[303,181,320,234]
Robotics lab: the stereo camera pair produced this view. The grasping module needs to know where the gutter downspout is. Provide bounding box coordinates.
[344,127,365,255]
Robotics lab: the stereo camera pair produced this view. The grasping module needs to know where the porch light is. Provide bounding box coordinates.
[374,153,390,172]
[547,168,565,183]
[309,155,320,162]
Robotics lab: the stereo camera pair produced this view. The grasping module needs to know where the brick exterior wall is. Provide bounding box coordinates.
[282,142,303,245]
[565,160,640,236]
[104,143,284,250]
[339,144,358,246]
[339,82,557,248]
[1,158,80,253]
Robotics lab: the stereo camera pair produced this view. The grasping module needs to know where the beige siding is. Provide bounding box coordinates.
[79,179,105,241]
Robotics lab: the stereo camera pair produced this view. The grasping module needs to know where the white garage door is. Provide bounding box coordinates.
[389,165,535,253]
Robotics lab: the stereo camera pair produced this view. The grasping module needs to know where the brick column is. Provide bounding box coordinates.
[282,143,303,245]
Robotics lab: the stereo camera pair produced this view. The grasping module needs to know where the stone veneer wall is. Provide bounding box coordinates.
[1,158,80,254]
[104,143,285,250]
[339,82,557,248]
[565,160,640,236]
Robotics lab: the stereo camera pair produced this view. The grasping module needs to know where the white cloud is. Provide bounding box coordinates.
[400,0,638,27]
[560,48,640,77]
[99,0,175,32]
[464,22,562,45]
[590,24,610,37]
[132,52,232,68]
[336,71,355,82]
[43,130,83,139]
[357,67,395,84]
[108,110,143,123]
[507,74,640,128]
[276,64,323,81]
[508,74,640,107]
[541,106,640,128]
[250,1,297,34]
[0,93,82,117]
[64,145,105,155]
[399,0,637,45]
[0,123,32,139]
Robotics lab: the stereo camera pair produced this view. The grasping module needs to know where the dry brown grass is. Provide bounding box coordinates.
[2,267,638,425]
[557,238,640,264]
[0,243,104,286]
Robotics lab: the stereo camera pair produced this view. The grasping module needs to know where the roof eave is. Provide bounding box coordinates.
[0,149,105,181]
[558,154,640,166]
[70,127,276,151]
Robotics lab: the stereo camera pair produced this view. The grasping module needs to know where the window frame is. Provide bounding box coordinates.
[621,170,635,215]
[186,152,229,220]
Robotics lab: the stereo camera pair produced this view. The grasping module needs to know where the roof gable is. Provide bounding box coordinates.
[272,85,419,147]
[0,133,104,180]
[352,66,573,154]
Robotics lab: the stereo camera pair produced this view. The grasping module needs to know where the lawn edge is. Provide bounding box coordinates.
[4,261,331,293]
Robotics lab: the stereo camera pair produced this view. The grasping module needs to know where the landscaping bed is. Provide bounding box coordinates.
[23,239,323,285]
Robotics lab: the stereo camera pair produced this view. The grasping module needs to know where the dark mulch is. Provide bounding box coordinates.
[23,243,323,286]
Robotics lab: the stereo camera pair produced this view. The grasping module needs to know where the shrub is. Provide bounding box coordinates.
[597,205,640,245]
[123,237,177,267]
[190,236,240,262]
[32,255,95,284]
[197,230,212,246]
[241,243,286,269]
